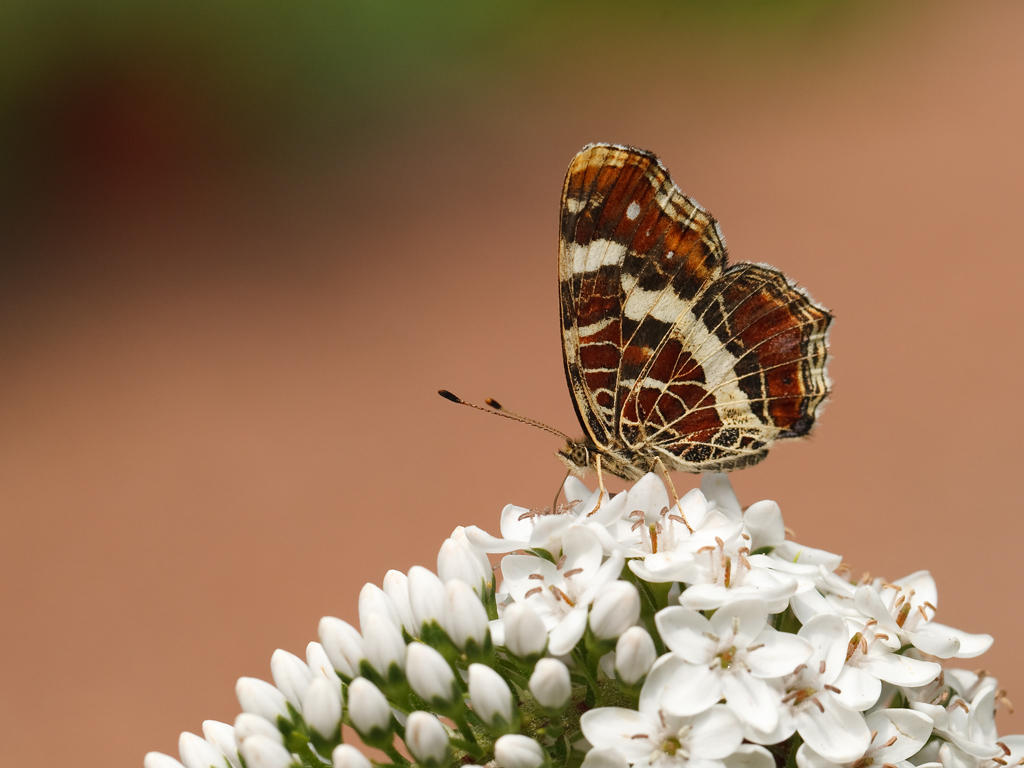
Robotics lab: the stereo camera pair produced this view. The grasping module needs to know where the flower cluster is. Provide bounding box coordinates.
[146,473,1019,768]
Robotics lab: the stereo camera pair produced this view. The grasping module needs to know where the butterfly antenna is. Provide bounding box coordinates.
[438,390,572,442]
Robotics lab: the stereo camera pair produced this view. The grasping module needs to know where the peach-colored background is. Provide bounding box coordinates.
[2,2,1023,765]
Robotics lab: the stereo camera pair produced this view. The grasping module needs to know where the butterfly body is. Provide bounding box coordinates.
[558,144,832,480]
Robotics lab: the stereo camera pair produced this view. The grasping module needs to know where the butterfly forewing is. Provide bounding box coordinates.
[558,143,831,477]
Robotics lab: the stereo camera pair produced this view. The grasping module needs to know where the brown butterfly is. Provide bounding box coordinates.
[442,143,831,493]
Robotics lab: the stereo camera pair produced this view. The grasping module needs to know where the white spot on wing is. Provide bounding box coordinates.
[569,239,628,274]
[626,201,641,220]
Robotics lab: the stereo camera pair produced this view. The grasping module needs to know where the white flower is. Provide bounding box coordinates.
[145,753,187,768]
[332,744,372,768]
[501,526,624,655]
[405,642,458,705]
[235,678,290,725]
[468,663,515,728]
[301,676,342,738]
[590,580,641,640]
[503,601,548,659]
[441,578,490,651]
[932,670,1003,759]
[530,658,572,711]
[362,613,406,677]
[317,617,365,679]
[405,711,451,765]
[383,569,418,637]
[855,573,993,660]
[580,655,743,768]
[795,708,933,768]
[347,677,393,737]
[615,626,657,685]
[839,617,941,706]
[494,734,548,768]
[744,615,871,764]
[438,526,494,593]
[233,713,282,745]
[305,642,342,689]
[178,731,229,768]
[408,566,447,631]
[655,599,813,732]
[358,582,402,631]
[201,721,241,768]
[238,736,293,768]
[270,650,314,712]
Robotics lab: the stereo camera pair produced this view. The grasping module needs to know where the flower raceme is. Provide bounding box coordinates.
[145,473,1013,768]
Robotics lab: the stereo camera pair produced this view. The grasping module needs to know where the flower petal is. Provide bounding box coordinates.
[720,669,780,733]
[579,708,656,761]
[795,699,870,764]
[866,709,933,763]
[660,661,722,716]
[654,607,714,662]
[689,705,743,759]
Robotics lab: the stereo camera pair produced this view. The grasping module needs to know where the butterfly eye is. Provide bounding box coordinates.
[573,445,589,467]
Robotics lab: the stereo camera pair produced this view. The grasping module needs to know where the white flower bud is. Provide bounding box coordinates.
[406,642,457,704]
[235,678,290,724]
[202,721,241,768]
[145,753,187,768]
[442,579,490,650]
[318,616,365,678]
[347,677,393,736]
[589,581,640,640]
[529,658,571,711]
[409,566,446,630]
[359,582,402,632]
[494,735,546,768]
[238,735,294,768]
[305,642,342,688]
[614,626,656,685]
[503,602,547,658]
[438,527,493,593]
[383,570,418,637]
[468,663,514,727]
[332,744,373,768]
[233,713,282,745]
[581,747,629,768]
[179,732,229,768]
[405,711,451,764]
[362,613,407,676]
[301,676,342,738]
[270,650,313,711]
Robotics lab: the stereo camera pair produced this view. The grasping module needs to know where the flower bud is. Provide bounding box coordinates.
[362,613,407,678]
[235,678,290,725]
[438,527,493,593]
[614,626,656,685]
[406,642,458,705]
[305,642,342,689]
[408,566,446,631]
[145,753,186,768]
[238,735,294,768]
[270,649,313,712]
[347,677,393,741]
[359,583,402,632]
[589,581,640,641]
[332,744,373,768]
[405,711,451,765]
[301,677,342,739]
[529,658,571,712]
[201,721,241,768]
[233,713,282,745]
[581,747,629,768]
[442,579,490,652]
[503,602,547,659]
[179,732,228,768]
[468,663,515,731]
[383,570,418,637]
[318,616,365,679]
[494,735,547,768]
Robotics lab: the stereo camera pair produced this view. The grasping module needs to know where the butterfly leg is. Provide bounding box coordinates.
[587,454,606,517]
[552,468,570,513]
[654,456,693,533]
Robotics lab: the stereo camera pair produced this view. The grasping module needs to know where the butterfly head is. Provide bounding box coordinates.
[557,439,592,476]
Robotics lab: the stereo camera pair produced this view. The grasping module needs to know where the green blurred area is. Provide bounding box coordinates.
[0,0,890,200]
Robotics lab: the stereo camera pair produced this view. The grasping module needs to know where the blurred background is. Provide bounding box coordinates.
[2,1,1023,765]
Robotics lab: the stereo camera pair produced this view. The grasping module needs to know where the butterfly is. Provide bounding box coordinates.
[442,143,831,488]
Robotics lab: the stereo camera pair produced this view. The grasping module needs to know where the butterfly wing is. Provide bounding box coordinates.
[558,143,831,473]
